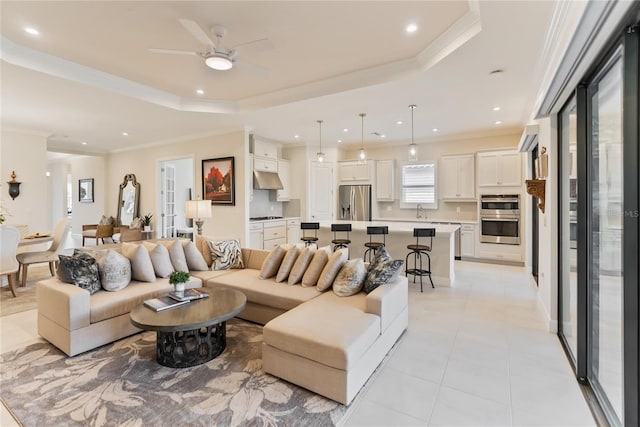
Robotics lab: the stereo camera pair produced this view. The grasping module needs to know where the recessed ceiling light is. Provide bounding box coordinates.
[432,128,438,132]
[122,132,129,136]
[343,128,349,132]
[24,27,40,36]
[495,121,502,125]
[406,24,418,33]
[196,89,204,95]
[81,141,87,145]
[294,134,299,139]
[337,139,342,143]
[396,121,403,125]
[492,106,501,111]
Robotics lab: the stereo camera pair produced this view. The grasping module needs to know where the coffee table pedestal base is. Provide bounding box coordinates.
[156,321,226,368]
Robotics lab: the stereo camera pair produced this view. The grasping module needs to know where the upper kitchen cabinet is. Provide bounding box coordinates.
[339,160,375,183]
[254,157,278,172]
[477,150,522,187]
[276,159,291,201]
[376,159,395,201]
[252,138,278,160]
[440,154,475,200]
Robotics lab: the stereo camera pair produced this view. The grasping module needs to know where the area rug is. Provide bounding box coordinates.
[0,319,347,426]
[0,264,53,317]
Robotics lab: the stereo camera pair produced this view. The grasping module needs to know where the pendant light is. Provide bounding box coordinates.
[358,113,367,163]
[316,120,325,162]
[408,104,418,161]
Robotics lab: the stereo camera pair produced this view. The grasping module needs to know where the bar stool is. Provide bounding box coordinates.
[331,223,352,252]
[405,228,435,292]
[363,226,388,262]
[300,222,320,247]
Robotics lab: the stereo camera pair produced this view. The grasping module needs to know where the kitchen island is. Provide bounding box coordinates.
[317,220,460,287]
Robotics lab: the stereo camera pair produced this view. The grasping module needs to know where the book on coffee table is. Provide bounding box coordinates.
[169,288,209,302]
[144,296,190,312]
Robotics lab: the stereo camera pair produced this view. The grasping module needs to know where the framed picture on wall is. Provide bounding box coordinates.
[202,157,235,205]
[79,178,94,203]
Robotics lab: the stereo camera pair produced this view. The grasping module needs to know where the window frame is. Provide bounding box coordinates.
[399,161,438,209]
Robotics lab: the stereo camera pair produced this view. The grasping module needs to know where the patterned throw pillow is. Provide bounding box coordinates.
[207,239,244,270]
[98,215,114,225]
[129,217,143,229]
[57,250,101,295]
[363,246,404,293]
[95,250,131,291]
[333,258,366,297]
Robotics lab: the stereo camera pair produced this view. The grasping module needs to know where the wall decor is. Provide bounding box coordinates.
[7,171,21,200]
[79,178,94,203]
[202,157,235,205]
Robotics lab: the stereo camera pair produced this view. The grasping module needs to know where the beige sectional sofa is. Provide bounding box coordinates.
[37,236,408,405]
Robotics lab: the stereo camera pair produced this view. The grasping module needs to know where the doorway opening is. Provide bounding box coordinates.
[157,157,194,239]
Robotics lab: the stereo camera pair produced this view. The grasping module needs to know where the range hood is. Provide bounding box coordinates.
[253,170,283,190]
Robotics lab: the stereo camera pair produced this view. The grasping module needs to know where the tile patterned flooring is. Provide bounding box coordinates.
[0,260,595,426]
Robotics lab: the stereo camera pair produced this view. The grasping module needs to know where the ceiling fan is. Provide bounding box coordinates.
[150,19,271,74]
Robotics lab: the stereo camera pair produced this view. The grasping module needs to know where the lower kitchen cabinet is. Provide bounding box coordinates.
[286,218,301,243]
[263,220,287,249]
[460,223,476,258]
[249,222,263,249]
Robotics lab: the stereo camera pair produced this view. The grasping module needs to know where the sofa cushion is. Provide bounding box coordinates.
[142,242,174,278]
[57,250,102,295]
[207,239,244,270]
[363,246,404,294]
[121,243,156,283]
[182,240,209,271]
[206,269,322,311]
[333,258,366,297]
[189,269,236,282]
[95,250,131,292]
[288,246,316,285]
[158,240,189,272]
[263,291,380,370]
[276,245,301,283]
[317,248,348,291]
[259,245,287,279]
[301,246,331,288]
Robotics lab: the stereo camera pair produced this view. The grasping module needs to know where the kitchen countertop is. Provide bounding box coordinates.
[319,220,460,235]
[249,217,299,223]
[373,218,478,224]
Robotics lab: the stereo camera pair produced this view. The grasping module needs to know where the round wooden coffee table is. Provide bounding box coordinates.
[130,288,246,368]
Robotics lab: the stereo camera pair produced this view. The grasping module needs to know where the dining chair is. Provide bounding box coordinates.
[16,218,70,287]
[0,225,21,297]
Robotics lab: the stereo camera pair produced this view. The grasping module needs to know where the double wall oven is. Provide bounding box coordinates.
[480,194,521,245]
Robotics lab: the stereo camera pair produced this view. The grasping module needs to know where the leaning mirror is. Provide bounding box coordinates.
[117,174,140,226]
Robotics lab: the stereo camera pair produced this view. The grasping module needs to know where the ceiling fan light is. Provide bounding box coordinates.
[205,54,233,70]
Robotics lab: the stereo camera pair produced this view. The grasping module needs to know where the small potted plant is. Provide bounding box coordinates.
[142,213,153,232]
[169,271,190,294]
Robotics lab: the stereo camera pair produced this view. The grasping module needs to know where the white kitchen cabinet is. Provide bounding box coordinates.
[252,138,278,160]
[339,160,373,182]
[276,159,291,201]
[309,161,334,220]
[249,222,263,249]
[263,220,287,249]
[460,223,476,258]
[477,151,522,187]
[254,157,278,173]
[286,218,301,243]
[376,159,395,201]
[440,154,475,200]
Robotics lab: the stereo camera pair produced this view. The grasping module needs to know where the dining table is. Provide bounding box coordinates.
[19,234,54,247]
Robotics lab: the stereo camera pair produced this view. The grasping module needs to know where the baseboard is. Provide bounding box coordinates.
[536,290,558,333]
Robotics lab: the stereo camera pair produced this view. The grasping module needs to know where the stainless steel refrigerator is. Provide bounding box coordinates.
[338,185,372,221]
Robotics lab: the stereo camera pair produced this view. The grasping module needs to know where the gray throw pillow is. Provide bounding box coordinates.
[207,239,244,270]
[333,258,366,297]
[363,246,404,293]
[57,250,101,295]
[182,240,209,271]
[95,250,131,291]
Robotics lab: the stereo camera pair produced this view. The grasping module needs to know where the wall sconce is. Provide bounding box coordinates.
[526,179,546,213]
[7,171,21,200]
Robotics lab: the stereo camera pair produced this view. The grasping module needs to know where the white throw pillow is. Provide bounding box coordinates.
[95,250,131,291]
[288,246,316,285]
[333,258,366,297]
[207,239,244,270]
[121,243,156,282]
[181,240,209,271]
[142,242,174,278]
[158,240,189,272]
[301,246,331,288]
[317,248,348,291]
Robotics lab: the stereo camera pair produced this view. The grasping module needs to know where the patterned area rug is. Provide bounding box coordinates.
[0,319,347,426]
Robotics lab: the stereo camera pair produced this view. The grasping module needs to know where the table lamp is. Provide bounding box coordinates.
[185,199,211,236]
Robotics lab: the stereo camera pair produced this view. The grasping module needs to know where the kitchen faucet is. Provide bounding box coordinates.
[416,204,425,219]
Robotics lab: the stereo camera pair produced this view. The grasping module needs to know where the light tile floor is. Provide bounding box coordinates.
[0,260,595,426]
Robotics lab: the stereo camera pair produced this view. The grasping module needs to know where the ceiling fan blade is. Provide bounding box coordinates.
[234,59,270,76]
[149,48,199,56]
[179,18,215,48]
[230,38,274,54]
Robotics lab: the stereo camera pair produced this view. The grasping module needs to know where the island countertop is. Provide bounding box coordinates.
[318,220,460,235]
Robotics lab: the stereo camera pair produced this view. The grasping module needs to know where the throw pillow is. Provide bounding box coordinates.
[121,243,156,282]
[142,242,174,278]
[363,246,405,293]
[259,244,288,279]
[181,240,209,271]
[333,258,366,297]
[276,244,302,282]
[158,240,189,272]
[207,239,244,270]
[95,250,131,291]
[301,246,331,287]
[98,215,114,225]
[130,217,143,229]
[288,246,316,285]
[57,250,101,295]
[316,248,348,292]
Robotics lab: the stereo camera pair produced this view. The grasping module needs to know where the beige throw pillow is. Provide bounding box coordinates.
[317,248,348,291]
[158,240,189,272]
[142,242,174,278]
[181,240,209,271]
[288,246,316,285]
[121,243,156,282]
[333,258,366,297]
[276,245,301,282]
[301,246,332,288]
[259,244,288,279]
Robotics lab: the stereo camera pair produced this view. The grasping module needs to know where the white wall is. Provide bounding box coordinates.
[67,155,108,236]
[47,160,69,230]
[0,130,48,232]
[282,146,309,219]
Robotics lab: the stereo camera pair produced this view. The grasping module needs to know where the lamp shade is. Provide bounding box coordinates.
[186,200,212,219]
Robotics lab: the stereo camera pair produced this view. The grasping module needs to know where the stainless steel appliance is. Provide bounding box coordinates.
[480,194,521,245]
[339,185,372,221]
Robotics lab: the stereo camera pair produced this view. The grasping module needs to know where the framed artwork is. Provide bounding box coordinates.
[202,157,235,205]
[79,178,94,203]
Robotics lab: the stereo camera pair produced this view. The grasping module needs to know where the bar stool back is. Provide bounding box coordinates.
[331,223,352,252]
[405,228,435,291]
[300,222,320,247]
[363,226,388,262]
